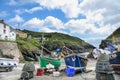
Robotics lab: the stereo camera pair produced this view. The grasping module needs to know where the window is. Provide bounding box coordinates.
[12,33,14,36]
[4,24,6,28]
[5,36,8,40]
[4,30,6,34]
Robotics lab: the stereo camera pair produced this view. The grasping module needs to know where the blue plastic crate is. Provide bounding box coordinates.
[65,68,75,77]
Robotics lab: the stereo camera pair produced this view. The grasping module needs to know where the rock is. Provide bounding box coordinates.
[0,42,23,59]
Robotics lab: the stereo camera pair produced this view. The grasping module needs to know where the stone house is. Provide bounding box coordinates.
[0,20,16,41]
[14,29,27,39]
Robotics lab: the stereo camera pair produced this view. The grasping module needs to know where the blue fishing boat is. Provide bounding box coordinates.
[62,46,88,71]
[64,54,88,71]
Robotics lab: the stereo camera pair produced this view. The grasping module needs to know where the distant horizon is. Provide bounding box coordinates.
[0,0,120,47]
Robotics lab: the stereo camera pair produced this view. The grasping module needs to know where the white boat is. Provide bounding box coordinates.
[0,58,18,72]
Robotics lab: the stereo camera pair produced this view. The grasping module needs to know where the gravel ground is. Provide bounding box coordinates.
[0,59,97,80]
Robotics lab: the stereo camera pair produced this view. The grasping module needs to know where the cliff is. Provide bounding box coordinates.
[0,29,95,61]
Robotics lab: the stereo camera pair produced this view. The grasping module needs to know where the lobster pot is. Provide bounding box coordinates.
[28,71,34,78]
[96,61,114,73]
[22,64,35,72]
[21,71,34,79]
[21,63,35,79]
[96,73,115,80]
[96,61,115,80]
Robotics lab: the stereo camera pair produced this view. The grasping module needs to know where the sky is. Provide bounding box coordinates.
[0,0,120,47]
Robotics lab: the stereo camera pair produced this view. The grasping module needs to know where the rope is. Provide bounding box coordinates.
[77,56,86,80]
[72,56,76,68]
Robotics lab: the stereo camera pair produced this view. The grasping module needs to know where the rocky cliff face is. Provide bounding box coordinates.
[0,42,23,59]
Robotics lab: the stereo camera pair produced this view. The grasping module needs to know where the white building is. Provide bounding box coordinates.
[0,20,16,41]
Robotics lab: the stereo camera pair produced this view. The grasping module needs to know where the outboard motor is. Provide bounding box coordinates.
[20,63,35,80]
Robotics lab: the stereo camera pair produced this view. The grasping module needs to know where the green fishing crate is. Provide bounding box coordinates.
[39,57,61,68]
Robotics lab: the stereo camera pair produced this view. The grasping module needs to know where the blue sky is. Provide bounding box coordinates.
[0,0,120,47]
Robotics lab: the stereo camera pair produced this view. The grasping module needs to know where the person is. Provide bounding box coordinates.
[93,48,101,59]
[107,42,116,53]
[61,46,69,55]
[56,48,61,54]
[55,48,61,58]
[13,56,19,63]
[13,56,19,67]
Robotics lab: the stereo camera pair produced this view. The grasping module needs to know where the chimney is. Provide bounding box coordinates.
[0,19,4,23]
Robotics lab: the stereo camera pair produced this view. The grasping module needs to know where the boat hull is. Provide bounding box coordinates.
[39,57,61,68]
[64,54,87,68]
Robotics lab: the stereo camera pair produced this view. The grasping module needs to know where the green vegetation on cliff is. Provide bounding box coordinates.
[107,27,120,40]
[16,30,94,54]
[17,38,40,51]
[12,30,95,61]
[99,27,120,48]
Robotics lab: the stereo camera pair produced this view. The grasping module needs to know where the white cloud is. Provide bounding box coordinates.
[32,0,120,34]
[10,0,81,18]
[14,7,42,14]
[40,27,65,33]
[65,19,88,34]
[14,9,24,15]
[23,16,64,31]
[7,0,17,5]
[8,15,24,23]
[25,7,42,13]
[23,18,44,28]
[18,0,35,4]
[44,16,64,30]
[8,0,36,5]
[35,0,120,27]
[65,19,107,35]
[84,36,106,47]
[0,11,8,17]
[22,16,119,47]
[15,0,120,47]
[79,0,120,35]
[34,0,81,18]
[79,0,120,25]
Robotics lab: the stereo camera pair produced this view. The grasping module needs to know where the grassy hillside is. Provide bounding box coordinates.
[107,27,120,40]
[15,30,95,61]
[16,30,95,54]
[99,27,120,49]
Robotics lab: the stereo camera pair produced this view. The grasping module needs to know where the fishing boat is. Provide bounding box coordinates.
[0,58,18,71]
[39,57,61,68]
[64,53,88,72]
[39,34,61,68]
[62,46,88,72]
